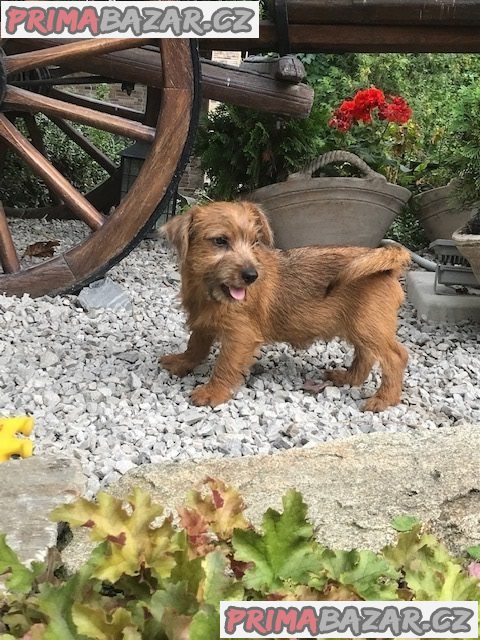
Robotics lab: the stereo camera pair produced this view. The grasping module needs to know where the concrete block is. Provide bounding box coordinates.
[406,271,480,324]
[78,277,132,312]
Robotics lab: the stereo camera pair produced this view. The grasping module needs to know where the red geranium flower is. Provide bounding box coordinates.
[328,99,355,132]
[351,87,385,120]
[329,87,412,131]
[378,96,413,124]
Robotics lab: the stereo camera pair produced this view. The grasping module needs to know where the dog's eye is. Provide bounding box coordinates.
[213,236,229,247]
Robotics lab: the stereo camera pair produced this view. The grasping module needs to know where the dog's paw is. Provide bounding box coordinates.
[362,396,393,412]
[324,369,350,386]
[159,354,193,378]
[191,383,231,407]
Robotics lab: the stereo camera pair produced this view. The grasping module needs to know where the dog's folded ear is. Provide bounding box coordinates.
[160,209,195,260]
[245,202,275,248]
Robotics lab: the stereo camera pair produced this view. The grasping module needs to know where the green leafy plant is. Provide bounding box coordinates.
[195,105,326,200]
[1,480,479,639]
[354,53,480,192]
[444,84,480,207]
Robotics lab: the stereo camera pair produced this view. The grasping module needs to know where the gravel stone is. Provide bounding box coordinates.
[114,459,137,474]
[324,385,342,401]
[39,351,60,368]
[1,219,480,497]
[180,409,204,426]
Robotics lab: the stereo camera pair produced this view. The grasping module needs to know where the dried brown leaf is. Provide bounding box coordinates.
[302,379,328,394]
[24,240,60,258]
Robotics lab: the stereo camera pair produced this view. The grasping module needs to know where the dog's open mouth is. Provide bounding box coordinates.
[221,284,246,301]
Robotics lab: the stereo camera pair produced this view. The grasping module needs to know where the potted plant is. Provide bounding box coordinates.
[413,84,480,242]
[249,87,412,249]
[412,180,477,242]
[453,210,480,284]
[445,85,480,283]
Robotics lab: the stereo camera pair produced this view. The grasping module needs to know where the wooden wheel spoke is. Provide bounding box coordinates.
[6,39,165,89]
[48,89,144,123]
[0,114,105,230]
[23,115,61,205]
[5,39,148,75]
[4,86,155,142]
[23,114,48,157]
[47,116,117,175]
[11,75,118,89]
[0,202,21,274]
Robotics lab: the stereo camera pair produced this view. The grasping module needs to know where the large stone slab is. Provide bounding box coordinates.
[0,456,85,568]
[64,425,480,572]
[407,270,480,324]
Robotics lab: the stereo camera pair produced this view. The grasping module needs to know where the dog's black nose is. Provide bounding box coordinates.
[241,267,258,284]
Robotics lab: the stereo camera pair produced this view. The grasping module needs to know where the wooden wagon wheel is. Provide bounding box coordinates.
[0,39,200,297]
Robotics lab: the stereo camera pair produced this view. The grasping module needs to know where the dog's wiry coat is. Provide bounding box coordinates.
[161,201,410,412]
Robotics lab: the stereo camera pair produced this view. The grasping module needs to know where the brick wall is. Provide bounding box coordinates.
[211,51,242,66]
[64,81,147,112]
[208,51,241,113]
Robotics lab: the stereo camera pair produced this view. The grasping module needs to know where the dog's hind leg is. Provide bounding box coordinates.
[325,344,375,387]
[362,341,408,412]
[191,330,262,407]
[160,328,215,378]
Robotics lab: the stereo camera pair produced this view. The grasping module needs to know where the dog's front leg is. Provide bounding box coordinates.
[160,328,215,378]
[191,331,262,407]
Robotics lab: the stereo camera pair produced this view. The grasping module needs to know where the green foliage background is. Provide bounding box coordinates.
[197,53,480,198]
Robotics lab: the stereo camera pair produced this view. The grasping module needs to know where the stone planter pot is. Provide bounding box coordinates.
[249,150,411,249]
[412,181,476,242]
[452,226,480,285]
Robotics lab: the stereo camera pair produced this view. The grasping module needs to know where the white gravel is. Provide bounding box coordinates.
[1,219,480,497]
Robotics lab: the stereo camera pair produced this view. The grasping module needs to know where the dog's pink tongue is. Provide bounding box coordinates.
[229,286,246,301]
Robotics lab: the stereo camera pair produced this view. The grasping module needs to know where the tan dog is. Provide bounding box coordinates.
[160,201,410,412]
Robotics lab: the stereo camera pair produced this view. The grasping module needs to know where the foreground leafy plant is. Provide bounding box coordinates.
[0,480,479,639]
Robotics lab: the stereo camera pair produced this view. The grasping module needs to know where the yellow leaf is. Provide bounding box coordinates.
[185,478,248,540]
[72,603,139,640]
[52,488,181,582]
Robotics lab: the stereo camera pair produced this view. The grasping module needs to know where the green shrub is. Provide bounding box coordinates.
[195,104,327,200]
[386,205,428,251]
[1,480,479,639]
[445,84,480,205]
[353,53,480,192]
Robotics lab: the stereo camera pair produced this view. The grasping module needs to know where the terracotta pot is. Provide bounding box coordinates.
[248,150,411,249]
[412,181,476,242]
[452,226,480,285]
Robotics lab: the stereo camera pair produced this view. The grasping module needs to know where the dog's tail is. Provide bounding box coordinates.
[326,245,411,295]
